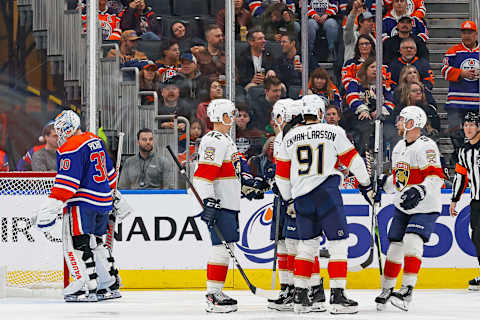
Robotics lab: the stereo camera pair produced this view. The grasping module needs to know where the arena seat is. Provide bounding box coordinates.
[172,0,209,16]
[150,0,172,16]
[210,0,225,16]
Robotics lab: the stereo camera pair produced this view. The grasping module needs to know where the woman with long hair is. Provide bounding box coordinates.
[195,78,224,132]
[345,56,395,155]
[393,64,437,108]
[307,68,341,108]
[139,62,161,104]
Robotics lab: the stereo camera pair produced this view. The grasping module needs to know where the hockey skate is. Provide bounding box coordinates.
[468,277,480,291]
[329,288,358,314]
[309,280,327,312]
[375,288,393,311]
[64,290,98,302]
[293,287,312,313]
[267,284,294,311]
[390,285,413,311]
[97,276,122,301]
[205,291,238,313]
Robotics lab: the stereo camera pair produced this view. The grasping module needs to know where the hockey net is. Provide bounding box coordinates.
[0,172,67,298]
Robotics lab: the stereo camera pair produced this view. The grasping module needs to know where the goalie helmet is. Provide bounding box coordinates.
[301,94,326,121]
[464,111,480,127]
[272,98,293,127]
[54,110,80,147]
[399,106,427,130]
[285,99,303,123]
[207,99,236,125]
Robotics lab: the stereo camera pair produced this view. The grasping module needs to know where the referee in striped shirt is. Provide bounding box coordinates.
[450,112,480,290]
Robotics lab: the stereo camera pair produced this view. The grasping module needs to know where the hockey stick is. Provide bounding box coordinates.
[271,195,281,289]
[105,132,125,251]
[166,145,276,299]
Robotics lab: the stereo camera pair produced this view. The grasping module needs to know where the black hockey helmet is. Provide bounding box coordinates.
[463,112,480,127]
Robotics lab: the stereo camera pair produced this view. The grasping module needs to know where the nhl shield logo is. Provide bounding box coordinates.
[395,162,410,191]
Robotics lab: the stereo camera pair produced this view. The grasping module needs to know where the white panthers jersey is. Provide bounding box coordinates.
[275,122,370,200]
[384,136,444,214]
[192,130,241,212]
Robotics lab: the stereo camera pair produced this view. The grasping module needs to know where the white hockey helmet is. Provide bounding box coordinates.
[301,94,326,121]
[399,106,427,130]
[285,99,303,123]
[207,99,237,125]
[54,110,80,147]
[272,98,293,127]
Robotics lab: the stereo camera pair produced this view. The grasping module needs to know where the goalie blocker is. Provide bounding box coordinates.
[33,110,134,302]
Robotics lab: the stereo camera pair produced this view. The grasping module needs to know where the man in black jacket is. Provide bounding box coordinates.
[119,0,162,40]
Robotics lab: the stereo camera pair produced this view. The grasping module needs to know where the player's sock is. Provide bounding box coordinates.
[329,288,358,314]
[390,285,414,311]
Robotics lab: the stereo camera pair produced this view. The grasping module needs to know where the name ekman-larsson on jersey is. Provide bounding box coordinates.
[285,128,337,147]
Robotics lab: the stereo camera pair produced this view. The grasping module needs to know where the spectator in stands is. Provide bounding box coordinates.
[307,67,341,108]
[157,78,192,130]
[106,30,148,67]
[31,123,58,172]
[277,33,302,89]
[156,39,181,82]
[342,34,376,90]
[196,79,225,132]
[247,136,275,181]
[442,20,479,155]
[237,28,277,90]
[119,128,174,189]
[343,1,375,61]
[216,0,253,41]
[386,81,440,146]
[262,3,299,42]
[81,0,122,40]
[325,104,342,125]
[247,0,296,17]
[139,61,161,105]
[383,0,426,20]
[118,0,162,40]
[191,25,226,81]
[389,37,434,91]
[170,20,204,53]
[176,53,202,103]
[393,64,436,108]
[307,0,340,61]
[383,14,429,65]
[345,57,395,155]
[17,120,57,171]
[178,118,205,164]
[249,76,283,131]
[0,147,8,171]
[382,0,428,43]
[235,104,266,158]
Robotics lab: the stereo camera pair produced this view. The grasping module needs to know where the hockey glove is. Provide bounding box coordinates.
[33,197,64,231]
[400,185,426,210]
[241,173,269,200]
[113,191,134,222]
[359,182,375,206]
[374,174,389,203]
[271,182,280,196]
[201,198,221,227]
[285,199,296,218]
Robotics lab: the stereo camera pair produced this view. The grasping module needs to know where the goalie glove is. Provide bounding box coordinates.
[113,191,134,222]
[33,197,64,231]
[241,173,270,200]
[400,185,426,211]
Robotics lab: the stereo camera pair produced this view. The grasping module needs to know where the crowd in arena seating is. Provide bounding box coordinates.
[3,0,479,191]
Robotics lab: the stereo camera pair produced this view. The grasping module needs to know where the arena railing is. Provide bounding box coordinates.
[63,5,83,101]
[31,0,47,50]
[17,0,33,27]
[154,115,191,189]
[46,0,64,69]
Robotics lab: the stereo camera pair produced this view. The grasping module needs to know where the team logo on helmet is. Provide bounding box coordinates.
[395,161,410,191]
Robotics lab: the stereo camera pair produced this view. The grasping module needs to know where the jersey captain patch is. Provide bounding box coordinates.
[395,161,410,191]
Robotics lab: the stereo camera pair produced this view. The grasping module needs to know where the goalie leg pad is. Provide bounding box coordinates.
[206,244,230,293]
[94,240,121,301]
[63,230,98,301]
[402,233,424,288]
[294,237,320,289]
[327,239,348,289]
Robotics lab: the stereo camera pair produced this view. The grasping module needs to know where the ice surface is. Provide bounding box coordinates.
[1,290,479,320]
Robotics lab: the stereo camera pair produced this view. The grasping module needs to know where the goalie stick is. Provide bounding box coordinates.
[166,145,276,300]
[105,132,125,251]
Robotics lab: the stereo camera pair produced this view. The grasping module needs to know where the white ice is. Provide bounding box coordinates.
[1,290,479,320]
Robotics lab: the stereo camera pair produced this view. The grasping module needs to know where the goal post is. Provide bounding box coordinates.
[0,172,67,298]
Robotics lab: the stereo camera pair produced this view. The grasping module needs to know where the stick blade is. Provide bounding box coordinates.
[253,287,278,300]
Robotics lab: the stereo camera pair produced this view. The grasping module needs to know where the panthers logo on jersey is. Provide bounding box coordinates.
[395,161,410,191]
